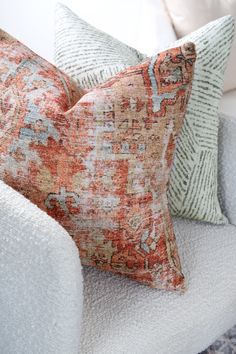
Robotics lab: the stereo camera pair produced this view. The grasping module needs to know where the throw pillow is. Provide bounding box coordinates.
[0,29,196,291]
[163,0,236,92]
[55,5,234,224]
[55,3,147,90]
[55,0,177,57]
[167,16,234,224]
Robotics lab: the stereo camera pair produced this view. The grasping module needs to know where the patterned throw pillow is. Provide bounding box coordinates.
[55,5,235,224]
[168,16,234,224]
[0,29,196,291]
[55,4,146,89]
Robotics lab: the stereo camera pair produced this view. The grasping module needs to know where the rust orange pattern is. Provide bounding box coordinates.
[0,30,196,290]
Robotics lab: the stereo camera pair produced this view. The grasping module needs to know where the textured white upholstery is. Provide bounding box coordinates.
[81,218,236,354]
[0,181,83,354]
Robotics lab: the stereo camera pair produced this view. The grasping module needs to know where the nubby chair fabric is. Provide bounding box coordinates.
[0,181,83,354]
[81,217,236,354]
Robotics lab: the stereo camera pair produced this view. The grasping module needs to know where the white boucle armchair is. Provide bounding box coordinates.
[0,1,236,353]
[0,181,83,354]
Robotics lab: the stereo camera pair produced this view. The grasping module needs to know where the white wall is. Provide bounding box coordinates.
[0,0,176,63]
[1,0,61,62]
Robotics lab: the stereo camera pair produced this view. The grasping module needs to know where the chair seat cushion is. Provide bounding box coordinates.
[81,218,236,354]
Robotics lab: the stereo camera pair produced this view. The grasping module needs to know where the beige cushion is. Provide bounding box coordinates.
[164,0,236,92]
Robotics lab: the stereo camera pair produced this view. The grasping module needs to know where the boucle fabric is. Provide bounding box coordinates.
[55,8,235,224]
[0,28,196,290]
[81,218,236,354]
[0,181,83,354]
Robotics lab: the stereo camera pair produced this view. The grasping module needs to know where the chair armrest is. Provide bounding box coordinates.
[0,181,83,354]
[218,113,236,225]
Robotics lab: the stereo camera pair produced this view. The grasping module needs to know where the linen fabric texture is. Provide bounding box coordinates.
[55,5,235,224]
[0,29,196,290]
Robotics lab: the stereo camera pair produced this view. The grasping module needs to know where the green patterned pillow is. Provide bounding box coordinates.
[168,16,234,223]
[55,4,146,89]
[55,4,235,224]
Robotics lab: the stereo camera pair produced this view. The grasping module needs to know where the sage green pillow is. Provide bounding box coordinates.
[167,16,234,224]
[55,3,235,224]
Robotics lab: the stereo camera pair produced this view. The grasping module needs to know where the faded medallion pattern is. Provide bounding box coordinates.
[0,30,196,290]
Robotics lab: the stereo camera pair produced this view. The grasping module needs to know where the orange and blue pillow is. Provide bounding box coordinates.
[0,29,196,291]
